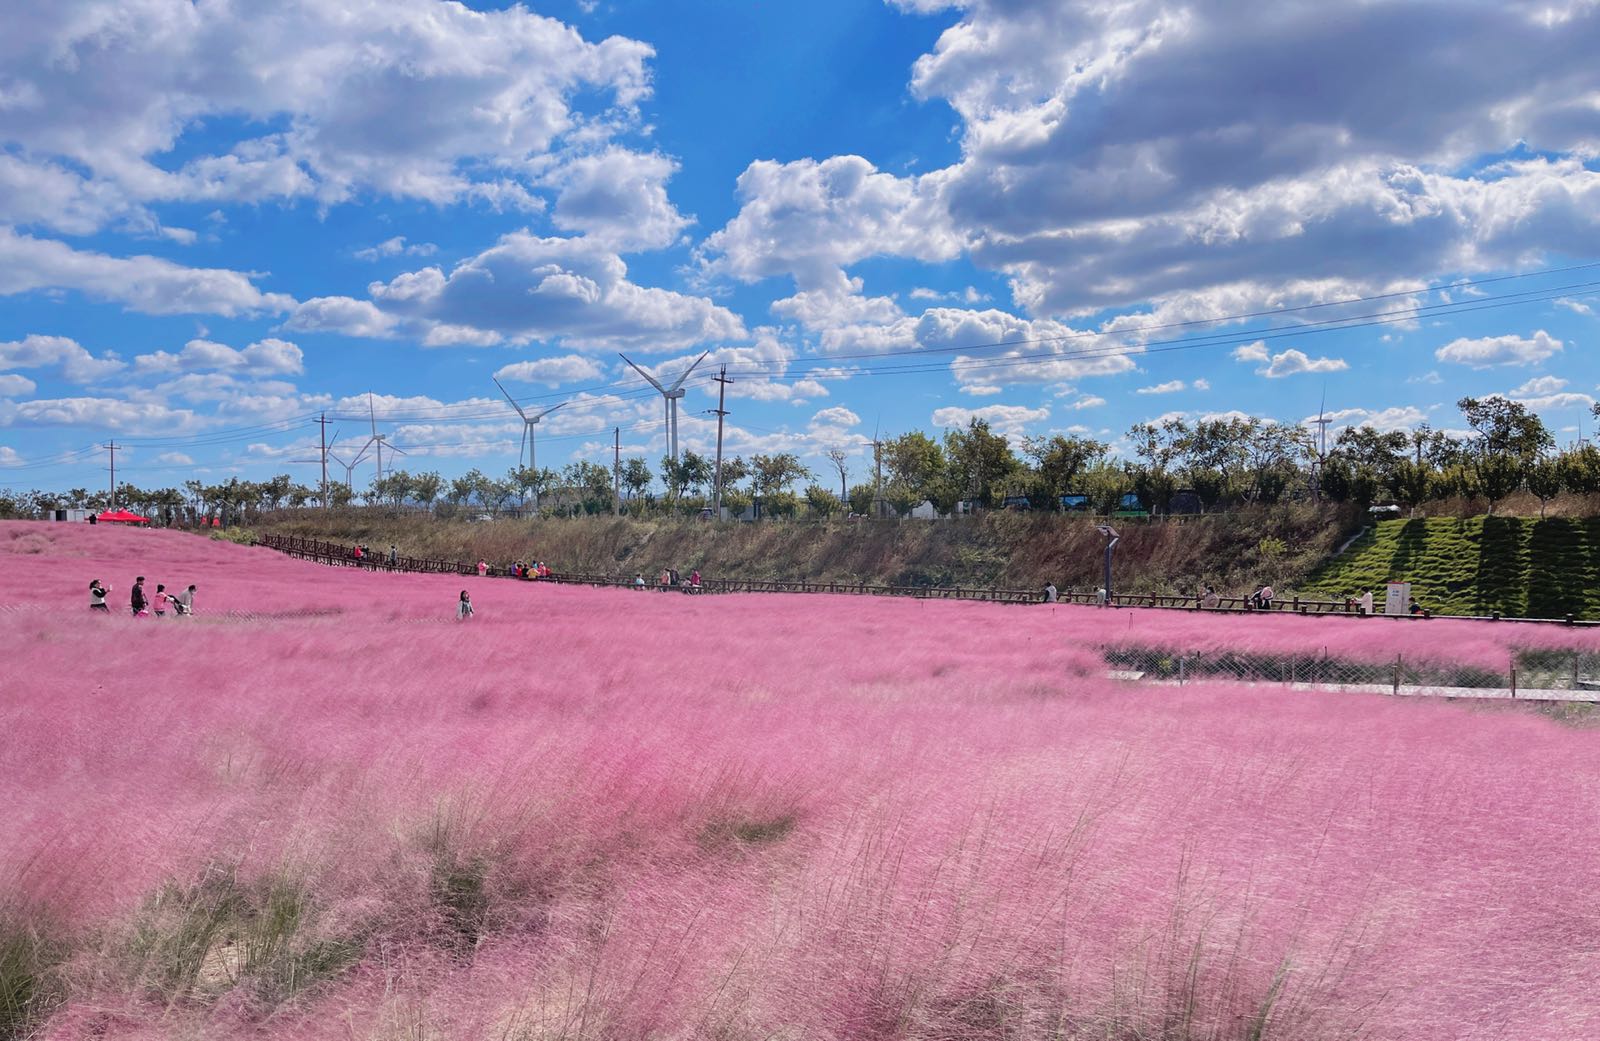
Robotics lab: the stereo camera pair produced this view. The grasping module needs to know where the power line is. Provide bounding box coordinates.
[6,261,1596,480]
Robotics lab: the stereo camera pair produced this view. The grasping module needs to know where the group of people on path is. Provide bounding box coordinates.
[89,575,196,617]
[352,544,400,566]
[634,568,702,591]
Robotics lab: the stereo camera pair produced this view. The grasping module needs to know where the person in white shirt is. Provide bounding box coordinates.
[1042,582,1058,603]
[89,579,111,612]
[457,590,474,620]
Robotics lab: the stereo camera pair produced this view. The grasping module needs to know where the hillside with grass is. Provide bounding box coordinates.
[1306,516,1600,619]
[254,505,1356,597]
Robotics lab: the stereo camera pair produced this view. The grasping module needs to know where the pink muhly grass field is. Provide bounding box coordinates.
[2,520,1599,1040]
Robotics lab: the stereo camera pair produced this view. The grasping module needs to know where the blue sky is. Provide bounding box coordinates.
[2,0,1599,492]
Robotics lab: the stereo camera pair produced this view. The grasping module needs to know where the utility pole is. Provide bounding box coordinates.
[868,435,885,517]
[106,440,118,511]
[613,426,621,516]
[712,365,733,520]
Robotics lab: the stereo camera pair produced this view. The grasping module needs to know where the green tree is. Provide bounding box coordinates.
[1459,397,1550,513]
[1388,458,1436,515]
[1525,455,1564,518]
[412,471,443,508]
[883,431,946,504]
[804,484,842,518]
[1126,419,1184,513]
[751,452,813,497]
[1021,433,1105,507]
[943,419,1017,507]
[620,457,654,503]
[1560,443,1600,497]
[562,461,615,513]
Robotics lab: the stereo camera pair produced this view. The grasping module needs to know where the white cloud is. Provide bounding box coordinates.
[1233,340,1348,378]
[1136,379,1185,395]
[809,406,861,429]
[155,452,194,466]
[351,231,745,350]
[0,1,654,230]
[0,334,124,383]
[1435,330,1563,368]
[1555,297,1594,316]
[700,155,960,290]
[133,338,304,376]
[0,446,21,465]
[493,355,607,386]
[899,0,1600,315]
[1315,406,1428,433]
[1506,376,1593,411]
[0,228,294,317]
[544,149,691,251]
[1515,391,1595,411]
[930,403,1049,440]
[355,237,438,261]
[0,396,200,432]
[1407,370,1444,385]
[1193,378,1211,391]
[0,374,37,397]
[286,297,402,339]
[1512,375,1568,397]
[1072,395,1107,410]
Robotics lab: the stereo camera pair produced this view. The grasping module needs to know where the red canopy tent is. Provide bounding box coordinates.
[95,509,150,525]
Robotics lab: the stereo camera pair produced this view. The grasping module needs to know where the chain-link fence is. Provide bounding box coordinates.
[1102,645,1600,699]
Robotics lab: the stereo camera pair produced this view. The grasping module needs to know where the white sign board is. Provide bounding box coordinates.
[1385,582,1412,616]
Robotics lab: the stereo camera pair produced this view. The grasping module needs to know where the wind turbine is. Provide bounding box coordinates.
[492,377,567,476]
[1310,387,1332,504]
[328,441,368,492]
[619,351,709,462]
[359,392,406,485]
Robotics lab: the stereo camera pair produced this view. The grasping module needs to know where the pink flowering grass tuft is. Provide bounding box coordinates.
[3,520,1600,1040]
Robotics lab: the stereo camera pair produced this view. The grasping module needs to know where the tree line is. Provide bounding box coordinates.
[3,397,1596,522]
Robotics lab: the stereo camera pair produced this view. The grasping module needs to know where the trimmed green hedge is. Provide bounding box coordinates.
[1306,517,1600,620]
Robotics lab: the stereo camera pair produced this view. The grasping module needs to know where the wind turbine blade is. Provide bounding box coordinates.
[665,350,710,393]
[368,392,377,438]
[389,444,410,456]
[619,353,668,394]
[533,401,568,421]
[492,376,531,421]
[520,425,528,468]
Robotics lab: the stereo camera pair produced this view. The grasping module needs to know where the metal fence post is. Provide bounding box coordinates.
[1510,657,1517,700]
[1178,655,1186,686]
[1392,654,1401,696]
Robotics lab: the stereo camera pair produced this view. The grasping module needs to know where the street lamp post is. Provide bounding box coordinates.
[1096,524,1120,606]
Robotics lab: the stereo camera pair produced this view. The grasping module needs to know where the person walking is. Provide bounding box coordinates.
[89,579,111,612]
[476,559,488,577]
[154,583,169,618]
[635,572,646,590]
[1201,585,1220,609]
[1043,581,1058,603]
[172,584,196,616]
[130,576,148,617]
[689,569,702,590]
[388,544,398,567]
[457,590,474,620]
